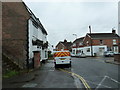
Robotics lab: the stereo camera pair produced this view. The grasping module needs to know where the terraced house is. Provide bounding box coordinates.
[2,1,48,70]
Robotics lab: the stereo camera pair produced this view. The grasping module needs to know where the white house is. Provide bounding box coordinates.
[28,8,48,68]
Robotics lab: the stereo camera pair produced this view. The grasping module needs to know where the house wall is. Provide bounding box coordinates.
[28,19,48,62]
[84,35,119,53]
[92,39,119,47]
[77,45,107,56]
[2,2,30,69]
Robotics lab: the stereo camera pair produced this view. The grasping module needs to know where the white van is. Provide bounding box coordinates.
[53,50,71,68]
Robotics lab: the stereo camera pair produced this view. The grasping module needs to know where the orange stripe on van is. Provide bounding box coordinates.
[54,52,70,57]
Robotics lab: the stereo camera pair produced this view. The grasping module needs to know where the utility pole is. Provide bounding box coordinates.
[89,25,93,57]
[73,34,78,56]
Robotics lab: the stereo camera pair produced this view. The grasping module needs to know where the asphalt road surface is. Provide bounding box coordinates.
[70,57,120,89]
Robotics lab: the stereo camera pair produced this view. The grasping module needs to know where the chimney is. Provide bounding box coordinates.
[112,29,116,34]
[64,39,67,43]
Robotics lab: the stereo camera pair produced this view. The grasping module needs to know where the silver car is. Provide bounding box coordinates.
[104,51,114,57]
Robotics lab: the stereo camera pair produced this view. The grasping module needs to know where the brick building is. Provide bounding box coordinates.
[2,1,48,69]
[56,39,72,51]
[72,30,120,56]
[72,37,84,56]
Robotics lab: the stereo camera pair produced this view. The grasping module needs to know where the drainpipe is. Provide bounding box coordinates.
[26,19,30,71]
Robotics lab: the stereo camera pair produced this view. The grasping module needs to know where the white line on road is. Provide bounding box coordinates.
[86,79,112,88]
[95,76,107,90]
[106,76,120,85]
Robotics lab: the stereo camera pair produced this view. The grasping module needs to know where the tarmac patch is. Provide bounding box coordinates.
[22,83,37,88]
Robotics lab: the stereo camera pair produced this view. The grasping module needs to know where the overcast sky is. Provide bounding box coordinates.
[23,0,118,47]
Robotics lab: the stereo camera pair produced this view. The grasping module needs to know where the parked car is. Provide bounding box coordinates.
[104,51,114,57]
[70,53,76,57]
[76,53,86,58]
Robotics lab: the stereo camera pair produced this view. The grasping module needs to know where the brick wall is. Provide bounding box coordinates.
[83,35,119,48]
[92,39,119,47]
[2,2,30,69]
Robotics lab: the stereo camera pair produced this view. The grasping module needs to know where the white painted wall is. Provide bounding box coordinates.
[72,45,107,56]
[28,19,48,61]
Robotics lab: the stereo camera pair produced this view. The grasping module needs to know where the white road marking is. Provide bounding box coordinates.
[95,76,107,90]
[106,76,120,84]
[86,80,112,88]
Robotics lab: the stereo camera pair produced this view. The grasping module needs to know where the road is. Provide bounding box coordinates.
[3,57,120,89]
[71,57,119,89]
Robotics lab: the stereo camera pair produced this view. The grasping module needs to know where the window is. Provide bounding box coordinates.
[73,43,76,47]
[100,40,103,44]
[79,42,83,45]
[113,39,116,45]
[99,47,105,52]
[72,50,75,54]
[87,48,90,52]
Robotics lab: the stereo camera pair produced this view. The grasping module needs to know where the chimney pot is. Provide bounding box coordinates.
[112,29,116,34]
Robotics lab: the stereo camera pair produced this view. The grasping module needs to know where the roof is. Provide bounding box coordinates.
[61,42,73,47]
[56,41,72,49]
[87,33,120,39]
[73,37,84,43]
[23,2,48,35]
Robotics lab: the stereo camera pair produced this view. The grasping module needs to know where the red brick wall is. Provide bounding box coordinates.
[83,35,119,48]
[92,39,119,47]
[2,2,30,68]
[83,35,91,46]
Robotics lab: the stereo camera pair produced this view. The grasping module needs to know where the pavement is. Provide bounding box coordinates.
[3,68,39,88]
[2,60,76,88]
[104,59,120,65]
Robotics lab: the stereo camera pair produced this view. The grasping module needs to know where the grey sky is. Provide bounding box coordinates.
[23,1,118,47]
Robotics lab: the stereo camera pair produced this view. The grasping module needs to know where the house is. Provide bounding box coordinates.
[55,39,72,52]
[72,37,84,56]
[2,1,48,69]
[72,30,120,56]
